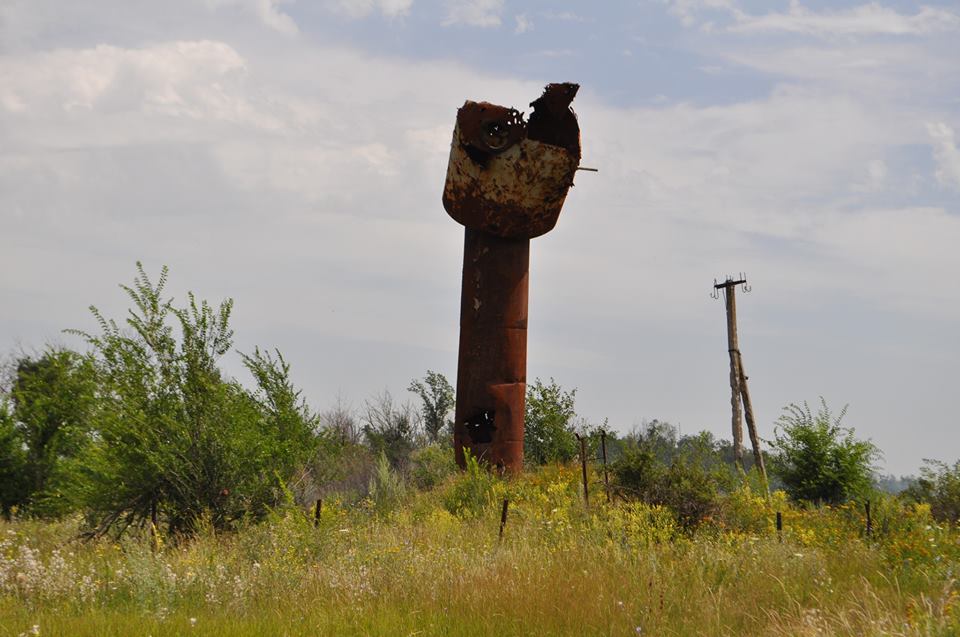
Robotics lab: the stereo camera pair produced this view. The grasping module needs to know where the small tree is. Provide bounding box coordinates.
[407,371,454,443]
[70,263,320,536]
[362,390,420,470]
[322,393,360,445]
[524,377,578,465]
[1,348,96,516]
[769,399,878,505]
[0,400,26,518]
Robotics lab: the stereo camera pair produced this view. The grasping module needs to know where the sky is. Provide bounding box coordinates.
[1,0,958,476]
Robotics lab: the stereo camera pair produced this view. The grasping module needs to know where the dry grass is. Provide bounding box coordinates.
[1,465,958,636]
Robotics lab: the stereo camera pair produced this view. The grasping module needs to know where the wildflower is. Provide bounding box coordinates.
[31,626,40,636]
[189,618,197,627]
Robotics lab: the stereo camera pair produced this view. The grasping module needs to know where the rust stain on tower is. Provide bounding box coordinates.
[442,83,582,474]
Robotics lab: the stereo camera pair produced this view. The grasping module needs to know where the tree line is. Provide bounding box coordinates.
[2,264,958,535]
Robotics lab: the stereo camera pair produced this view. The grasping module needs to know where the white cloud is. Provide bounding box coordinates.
[731,2,960,37]
[542,11,586,23]
[927,122,960,190]
[0,41,283,141]
[665,1,960,37]
[514,14,531,35]
[442,0,503,27]
[662,0,738,28]
[324,0,413,19]
[2,4,959,474]
[207,0,299,35]
[854,159,888,192]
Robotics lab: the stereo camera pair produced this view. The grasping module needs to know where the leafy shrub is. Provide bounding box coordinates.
[903,459,960,523]
[67,263,320,537]
[0,399,26,518]
[0,349,96,517]
[367,452,407,514]
[611,440,726,529]
[524,378,578,465]
[603,501,679,547]
[769,399,879,505]
[719,485,788,534]
[442,452,496,518]
[409,443,457,490]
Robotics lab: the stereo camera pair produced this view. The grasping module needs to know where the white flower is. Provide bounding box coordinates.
[189,618,197,627]
[30,626,40,636]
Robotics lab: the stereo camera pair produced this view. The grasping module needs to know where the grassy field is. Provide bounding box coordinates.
[2,465,958,636]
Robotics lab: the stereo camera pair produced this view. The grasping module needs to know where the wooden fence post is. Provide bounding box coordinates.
[499,499,509,541]
[575,434,589,506]
[601,430,611,503]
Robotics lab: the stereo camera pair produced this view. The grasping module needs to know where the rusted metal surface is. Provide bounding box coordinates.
[445,83,581,474]
[452,228,528,471]
[443,84,581,240]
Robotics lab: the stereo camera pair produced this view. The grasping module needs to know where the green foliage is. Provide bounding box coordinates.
[523,377,577,466]
[0,399,26,518]
[441,451,496,518]
[903,460,960,523]
[611,429,728,529]
[409,442,457,490]
[69,263,320,536]
[367,452,407,514]
[769,398,879,505]
[407,370,454,443]
[0,349,96,517]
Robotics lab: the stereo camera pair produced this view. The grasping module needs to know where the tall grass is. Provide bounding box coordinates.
[1,465,958,636]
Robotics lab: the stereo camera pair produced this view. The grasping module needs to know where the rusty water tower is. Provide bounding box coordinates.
[442,83,583,474]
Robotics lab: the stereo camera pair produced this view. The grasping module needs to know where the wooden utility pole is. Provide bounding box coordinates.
[713,276,767,487]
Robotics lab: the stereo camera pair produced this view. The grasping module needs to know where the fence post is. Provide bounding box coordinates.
[776,511,782,543]
[150,499,160,552]
[601,430,611,503]
[575,433,589,506]
[314,499,322,528]
[865,500,872,539]
[499,499,510,541]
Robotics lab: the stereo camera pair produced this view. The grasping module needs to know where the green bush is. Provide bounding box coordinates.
[442,452,496,518]
[67,263,320,537]
[769,399,878,505]
[903,460,960,523]
[0,398,26,518]
[0,348,96,517]
[367,452,407,514]
[611,437,726,529]
[409,443,457,490]
[524,378,578,465]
